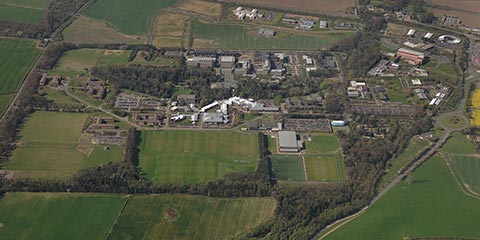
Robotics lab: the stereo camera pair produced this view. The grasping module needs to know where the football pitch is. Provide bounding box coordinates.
[192,20,353,50]
[139,130,259,183]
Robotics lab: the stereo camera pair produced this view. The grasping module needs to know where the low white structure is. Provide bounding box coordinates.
[407,29,416,36]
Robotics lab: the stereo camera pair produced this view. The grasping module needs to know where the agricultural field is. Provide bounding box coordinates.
[192,20,353,50]
[84,0,177,35]
[0,192,126,240]
[152,12,189,48]
[177,0,222,17]
[471,89,480,126]
[272,155,305,181]
[220,0,356,16]
[448,155,480,195]
[111,195,276,240]
[0,38,40,116]
[53,48,132,74]
[139,130,259,183]
[325,156,480,240]
[427,0,480,13]
[0,0,52,23]
[63,16,145,45]
[431,8,480,28]
[378,138,430,189]
[2,111,125,179]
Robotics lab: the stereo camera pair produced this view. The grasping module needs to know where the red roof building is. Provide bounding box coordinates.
[396,48,425,65]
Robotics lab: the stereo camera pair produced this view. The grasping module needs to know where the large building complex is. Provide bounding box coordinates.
[278,131,303,152]
[396,48,425,65]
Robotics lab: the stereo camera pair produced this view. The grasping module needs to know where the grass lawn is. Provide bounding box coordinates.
[326,156,480,240]
[378,138,429,189]
[38,88,84,107]
[268,135,277,154]
[0,192,126,240]
[441,132,477,155]
[272,155,305,182]
[2,111,124,179]
[84,0,177,35]
[53,48,131,73]
[0,38,40,116]
[304,133,340,154]
[304,153,345,182]
[448,155,480,195]
[139,130,259,183]
[110,195,276,240]
[192,19,353,50]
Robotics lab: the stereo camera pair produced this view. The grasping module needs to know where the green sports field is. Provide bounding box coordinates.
[0,192,126,240]
[325,156,480,240]
[110,195,276,240]
[3,111,125,179]
[272,155,305,181]
[0,38,40,116]
[304,133,340,154]
[192,20,353,50]
[139,130,259,183]
[84,0,177,35]
[304,153,345,182]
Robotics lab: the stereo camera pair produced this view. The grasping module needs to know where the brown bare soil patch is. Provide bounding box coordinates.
[164,205,179,220]
[177,0,222,17]
[220,0,356,16]
[428,0,480,13]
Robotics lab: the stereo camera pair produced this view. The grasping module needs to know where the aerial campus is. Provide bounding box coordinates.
[0,0,480,239]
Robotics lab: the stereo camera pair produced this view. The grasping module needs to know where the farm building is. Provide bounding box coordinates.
[319,21,328,29]
[278,131,303,152]
[258,28,275,37]
[396,48,425,65]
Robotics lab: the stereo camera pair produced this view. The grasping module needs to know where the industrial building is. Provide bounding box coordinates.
[396,48,425,65]
[278,131,303,152]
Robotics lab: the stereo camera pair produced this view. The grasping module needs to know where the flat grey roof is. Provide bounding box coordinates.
[278,131,299,149]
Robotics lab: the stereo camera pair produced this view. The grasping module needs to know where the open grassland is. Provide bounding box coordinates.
[220,0,355,16]
[471,89,480,126]
[305,153,344,182]
[111,195,276,240]
[378,138,430,189]
[192,20,353,50]
[38,88,84,106]
[53,48,131,73]
[325,156,480,240]
[63,16,145,45]
[0,192,126,240]
[425,60,457,76]
[84,0,177,35]
[441,132,477,155]
[0,38,40,116]
[152,12,189,48]
[139,130,258,183]
[177,0,222,17]
[448,155,480,195]
[272,155,305,181]
[2,111,124,179]
[304,133,340,154]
